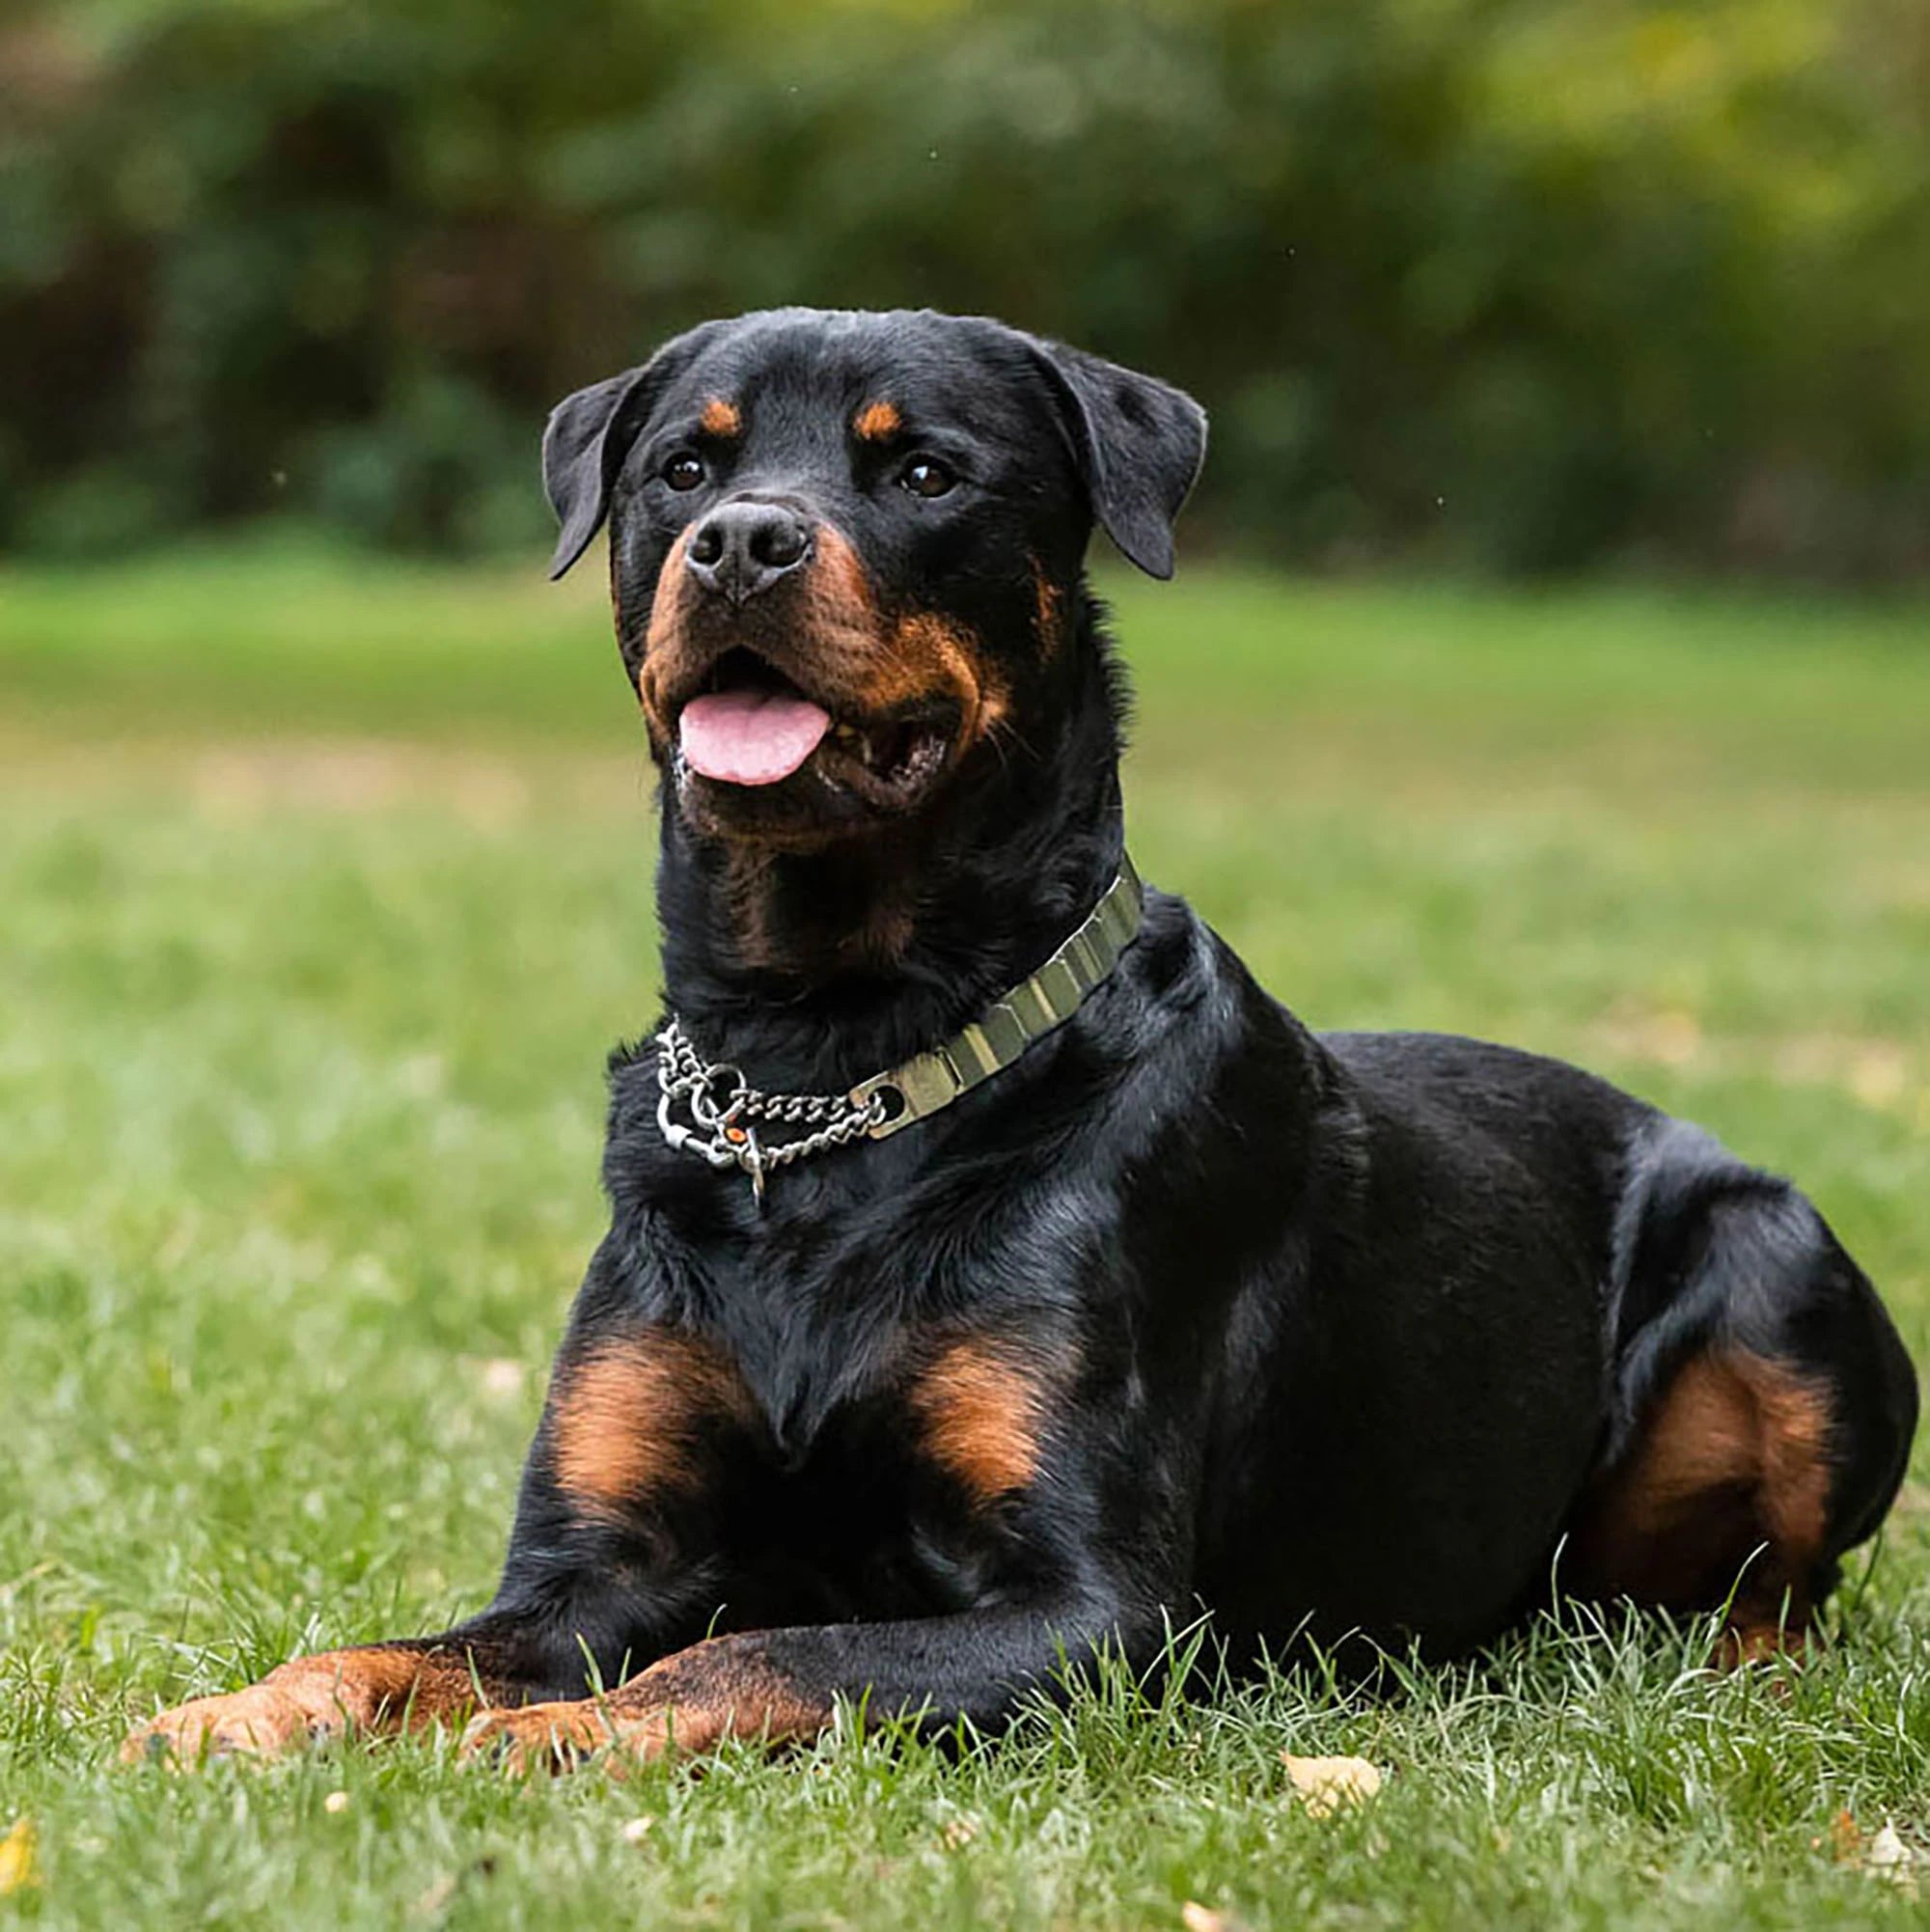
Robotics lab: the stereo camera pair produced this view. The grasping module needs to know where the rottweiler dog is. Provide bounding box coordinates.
[126,307,1916,1770]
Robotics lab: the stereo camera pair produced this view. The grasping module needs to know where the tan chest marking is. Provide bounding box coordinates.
[908,1338,1064,1504]
[549,1333,752,1521]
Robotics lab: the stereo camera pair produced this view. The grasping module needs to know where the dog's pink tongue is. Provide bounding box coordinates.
[679,688,832,786]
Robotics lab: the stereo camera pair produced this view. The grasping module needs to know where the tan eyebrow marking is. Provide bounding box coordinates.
[699,398,741,437]
[853,400,902,441]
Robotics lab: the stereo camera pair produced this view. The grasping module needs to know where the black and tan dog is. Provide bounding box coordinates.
[126,308,1916,1770]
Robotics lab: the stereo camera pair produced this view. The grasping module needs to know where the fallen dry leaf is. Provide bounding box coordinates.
[1281,1753,1386,1817]
[0,1818,39,1895]
[1179,1903,1254,1932]
[1866,1825,1910,1867]
[1864,1823,1921,1894]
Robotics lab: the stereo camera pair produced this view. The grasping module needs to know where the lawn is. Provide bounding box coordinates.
[2,541,1929,1929]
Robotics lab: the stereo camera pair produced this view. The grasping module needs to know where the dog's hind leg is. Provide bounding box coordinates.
[1564,1145,1916,1661]
[1566,1346,1840,1659]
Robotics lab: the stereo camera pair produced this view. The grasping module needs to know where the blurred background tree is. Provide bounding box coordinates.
[3,0,1926,577]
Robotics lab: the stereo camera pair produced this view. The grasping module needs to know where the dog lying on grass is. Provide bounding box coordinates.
[125,308,1917,1771]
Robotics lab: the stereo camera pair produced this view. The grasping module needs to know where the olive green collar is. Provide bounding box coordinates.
[655,854,1144,1201]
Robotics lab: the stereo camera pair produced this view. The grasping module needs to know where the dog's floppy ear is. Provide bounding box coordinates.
[541,324,719,580]
[1026,337,1207,579]
[542,369,651,580]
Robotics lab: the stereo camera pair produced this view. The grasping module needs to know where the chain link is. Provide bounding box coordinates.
[655,1017,888,1204]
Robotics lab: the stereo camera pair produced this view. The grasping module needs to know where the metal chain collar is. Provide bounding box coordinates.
[655,1018,889,1205]
[653,854,1144,1206]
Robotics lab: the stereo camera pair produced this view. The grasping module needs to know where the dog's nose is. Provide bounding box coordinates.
[685,501,812,604]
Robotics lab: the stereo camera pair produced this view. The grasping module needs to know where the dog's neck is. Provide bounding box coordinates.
[653,596,1127,1094]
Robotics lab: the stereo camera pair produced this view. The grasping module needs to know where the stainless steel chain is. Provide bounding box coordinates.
[654,1017,888,1206]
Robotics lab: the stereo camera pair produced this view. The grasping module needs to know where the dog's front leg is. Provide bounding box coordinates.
[117,1607,615,1765]
[458,1599,1163,1773]
[121,1272,757,1765]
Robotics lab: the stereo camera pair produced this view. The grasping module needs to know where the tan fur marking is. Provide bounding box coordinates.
[1718,1621,1812,1670]
[723,843,915,971]
[459,1635,828,1773]
[911,1339,1052,1503]
[853,400,902,441]
[699,397,741,437]
[1608,1354,1761,1536]
[121,1644,496,1763]
[1745,1355,1834,1558]
[620,1636,827,1753]
[276,1646,494,1727]
[1032,557,1065,656]
[1602,1353,1831,1552]
[803,523,882,634]
[1567,1347,1835,1651]
[639,524,698,732]
[722,845,781,970]
[643,524,1002,759]
[884,612,1008,749]
[854,898,917,963]
[878,612,979,714]
[550,1333,749,1520]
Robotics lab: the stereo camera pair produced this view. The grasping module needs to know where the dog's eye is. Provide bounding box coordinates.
[663,453,705,491]
[899,456,957,500]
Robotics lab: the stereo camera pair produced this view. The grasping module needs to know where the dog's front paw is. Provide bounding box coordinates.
[121,1681,338,1766]
[120,1648,438,1767]
[459,1699,625,1776]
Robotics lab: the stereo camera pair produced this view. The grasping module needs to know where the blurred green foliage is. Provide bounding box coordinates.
[3,0,1927,575]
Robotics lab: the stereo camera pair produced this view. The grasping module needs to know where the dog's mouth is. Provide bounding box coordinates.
[676,649,954,811]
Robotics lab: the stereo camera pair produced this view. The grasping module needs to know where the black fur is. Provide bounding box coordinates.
[127,308,1919,1764]
[471,308,1914,1710]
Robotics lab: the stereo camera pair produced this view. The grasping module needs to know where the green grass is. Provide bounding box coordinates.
[3,540,1929,1928]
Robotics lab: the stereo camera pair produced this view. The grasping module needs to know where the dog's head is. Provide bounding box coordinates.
[543,308,1204,850]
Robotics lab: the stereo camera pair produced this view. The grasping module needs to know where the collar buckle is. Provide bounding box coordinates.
[849,1049,963,1140]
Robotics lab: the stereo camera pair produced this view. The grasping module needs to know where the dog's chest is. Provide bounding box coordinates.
[713,1362,1043,1623]
[549,1304,1062,1617]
